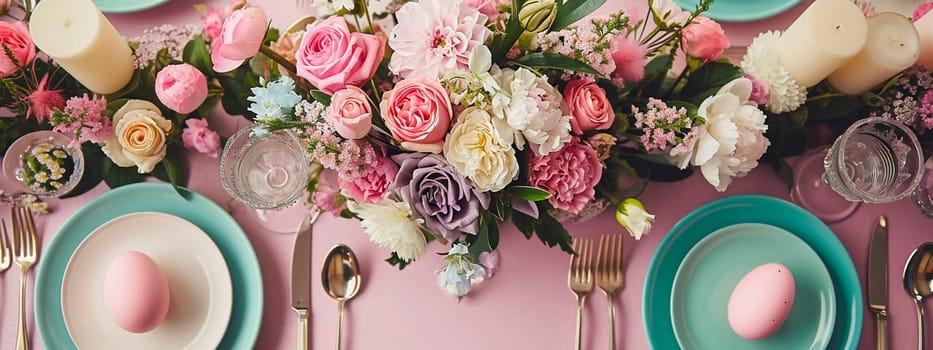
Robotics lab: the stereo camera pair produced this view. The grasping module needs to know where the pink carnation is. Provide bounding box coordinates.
[610,35,647,83]
[182,118,221,158]
[745,74,770,106]
[340,155,398,203]
[529,140,602,214]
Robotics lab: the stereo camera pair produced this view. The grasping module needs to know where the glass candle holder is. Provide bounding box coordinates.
[2,130,84,198]
[822,117,924,203]
[220,125,310,210]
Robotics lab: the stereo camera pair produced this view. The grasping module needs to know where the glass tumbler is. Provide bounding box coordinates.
[220,125,309,210]
[822,117,924,203]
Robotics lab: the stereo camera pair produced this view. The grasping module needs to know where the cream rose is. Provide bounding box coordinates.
[102,100,173,173]
[443,108,519,192]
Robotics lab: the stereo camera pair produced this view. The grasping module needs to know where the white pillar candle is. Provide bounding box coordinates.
[777,0,868,88]
[29,0,134,94]
[828,13,919,95]
[914,9,933,70]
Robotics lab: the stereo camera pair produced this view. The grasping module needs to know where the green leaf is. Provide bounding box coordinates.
[638,54,674,96]
[774,155,794,192]
[102,162,143,188]
[490,0,527,61]
[551,0,607,31]
[183,36,213,74]
[512,210,536,239]
[309,90,332,105]
[511,53,601,76]
[152,154,190,199]
[218,74,256,118]
[681,61,743,103]
[468,211,500,258]
[386,252,411,270]
[506,186,551,201]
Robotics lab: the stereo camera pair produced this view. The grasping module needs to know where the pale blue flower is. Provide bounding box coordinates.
[248,76,302,121]
[437,243,486,298]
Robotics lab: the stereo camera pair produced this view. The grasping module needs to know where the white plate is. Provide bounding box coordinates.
[61,212,233,349]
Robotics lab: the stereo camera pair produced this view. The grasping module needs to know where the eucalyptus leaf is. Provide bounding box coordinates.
[468,211,500,257]
[551,0,607,31]
[102,162,143,188]
[512,53,601,76]
[680,61,743,102]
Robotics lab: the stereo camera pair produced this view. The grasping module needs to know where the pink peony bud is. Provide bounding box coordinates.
[155,64,208,114]
[681,16,730,63]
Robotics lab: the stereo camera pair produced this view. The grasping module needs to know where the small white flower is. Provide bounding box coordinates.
[437,243,486,298]
[741,31,807,114]
[346,197,427,262]
[615,198,655,240]
[310,0,354,16]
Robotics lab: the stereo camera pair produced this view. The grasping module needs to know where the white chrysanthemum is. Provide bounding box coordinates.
[741,31,807,114]
[490,67,572,155]
[347,198,427,262]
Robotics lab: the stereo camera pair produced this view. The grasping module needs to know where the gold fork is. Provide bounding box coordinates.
[11,205,38,350]
[0,219,11,273]
[596,234,624,350]
[568,238,594,350]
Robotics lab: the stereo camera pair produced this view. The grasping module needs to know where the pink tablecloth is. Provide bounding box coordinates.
[1,1,930,349]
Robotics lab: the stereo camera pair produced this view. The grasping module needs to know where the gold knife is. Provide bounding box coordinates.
[291,210,321,350]
[868,216,888,350]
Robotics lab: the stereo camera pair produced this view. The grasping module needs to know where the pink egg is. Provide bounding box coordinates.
[104,251,171,333]
[727,263,795,340]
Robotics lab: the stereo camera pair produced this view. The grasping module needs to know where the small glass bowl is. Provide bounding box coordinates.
[2,130,84,197]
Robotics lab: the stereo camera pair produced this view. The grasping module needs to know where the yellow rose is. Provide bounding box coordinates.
[101,100,173,173]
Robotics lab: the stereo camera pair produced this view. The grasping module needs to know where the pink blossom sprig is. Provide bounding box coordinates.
[49,94,112,144]
[631,98,695,152]
[537,11,629,80]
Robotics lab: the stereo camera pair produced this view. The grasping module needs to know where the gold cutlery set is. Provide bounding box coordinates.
[2,204,39,350]
[569,234,625,350]
[291,210,362,350]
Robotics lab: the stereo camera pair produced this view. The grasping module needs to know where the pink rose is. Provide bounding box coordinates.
[296,17,386,94]
[340,156,398,203]
[329,86,373,139]
[380,79,452,153]
[529,140,602,214]
[681,16,730,62]
[0,22,36,77]
[182,118,221,158]
[211,7,268,73]
[200,6,224,41]
[564,79,614,134]
[155,64,208,114]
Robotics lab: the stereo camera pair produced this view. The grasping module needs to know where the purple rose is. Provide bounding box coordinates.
[394,153,490,242]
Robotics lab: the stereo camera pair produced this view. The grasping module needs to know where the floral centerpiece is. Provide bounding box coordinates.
[3,0,933,297]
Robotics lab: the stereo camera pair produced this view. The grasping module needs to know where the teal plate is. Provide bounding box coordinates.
[671,223,835,349]
[93,0,168,13]
[674,0,802,22]
[644,195,862,349]
[35,183,263,349]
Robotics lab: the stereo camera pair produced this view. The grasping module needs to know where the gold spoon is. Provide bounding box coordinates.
[322,244,361,350]
[903,242,933,350]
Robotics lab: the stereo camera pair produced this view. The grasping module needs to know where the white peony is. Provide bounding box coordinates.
[443,107,519,192]
[490,67,572,155]
[690,78,770,191]
[346,198,426,262]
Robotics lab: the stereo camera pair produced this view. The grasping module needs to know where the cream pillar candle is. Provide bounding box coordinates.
[914,9,933,70]
[828,13,919,95]
[29,0,134,94]
[777,0,868,88]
